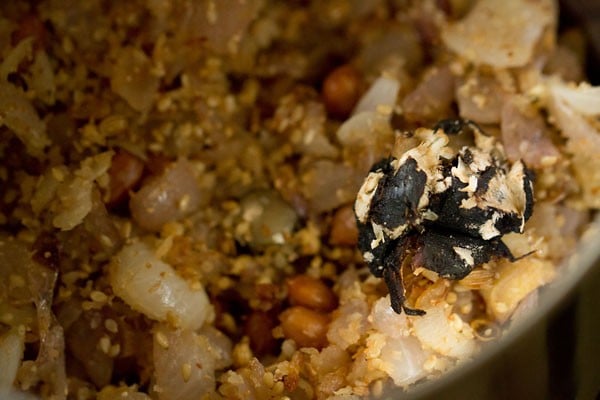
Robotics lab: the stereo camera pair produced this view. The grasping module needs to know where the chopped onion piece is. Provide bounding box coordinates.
[548,83,600,148]
[500,95,560,168]
[109,240,211,330]
[547,81,600,208]
[370,296,410,339]
[442,0,554,68]
[130,159,204,232]
[456,73,505,124]
[0,81,49,157]
[110,46,159,112]
[367,297,429,386]
[153,325,230,400]
[550,82,600,116]
[352,76,400,116]
[29,50,56,105]
[480,258,555,322]
[336,110,395,173]
[176,0,262,54]
[0,330,24,391]
[51,152,113,230]
[402,66,454,121]
[327,298,369,350]
[411,306,477,359]
[238,190,298,249]
[378,336,428,387]
[336,76,398,170]
[336,111,392,147]
[301,160,358,213]
[0,37,34,79]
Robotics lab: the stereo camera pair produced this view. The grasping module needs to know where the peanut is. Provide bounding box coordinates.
[244,311,278,356]
[287,275,338,312]
[329,205,358,246]
[322,64,363,118]
[279,306,329,349]
[107,149,144,207]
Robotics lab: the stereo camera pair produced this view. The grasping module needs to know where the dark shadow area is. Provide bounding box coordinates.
[559,0,600,84]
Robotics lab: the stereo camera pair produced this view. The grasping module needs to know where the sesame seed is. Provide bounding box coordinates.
[155,235,173,259]
[273,381,285,395]
[262,372,274,387]
[104,319,119,333]
[460,303,473,314]
[98,336,111,354]
[446,292,458,304]
[181,363,192,382]
[155,332,169,349]
[109,344,121,357]
[90,290,108,303]
[495,302,508,313]
[99,234,114,247]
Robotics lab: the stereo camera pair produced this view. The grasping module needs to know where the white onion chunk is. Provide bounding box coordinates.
[109,240,211,330]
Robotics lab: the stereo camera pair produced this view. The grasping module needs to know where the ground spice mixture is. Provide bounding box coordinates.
[0,0,598,399]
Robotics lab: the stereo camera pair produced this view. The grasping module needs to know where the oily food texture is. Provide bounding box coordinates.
[355,120,533,314]
[0,0,598,399]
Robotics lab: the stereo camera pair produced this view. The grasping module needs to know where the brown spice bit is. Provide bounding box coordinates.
[280,353,305,392]
[12,13,48,50]
[283,368,300,393]
[145,153,172,175]
[286,275,338,312]
[279,306,330,349]
[322,64,363,119]
[329,205,359,246]
[251,282,283,311]
[106,149,144,207]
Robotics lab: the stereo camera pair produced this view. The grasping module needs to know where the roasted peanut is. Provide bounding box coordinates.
[244,311,278,356]
[286,275,338,312]
[329,205,359,246]
[322,64,363,118]
[107,149,144,207]
[279,306,329,349]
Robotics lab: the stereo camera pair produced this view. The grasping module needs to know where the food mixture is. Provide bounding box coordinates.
[0,0,599,399]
